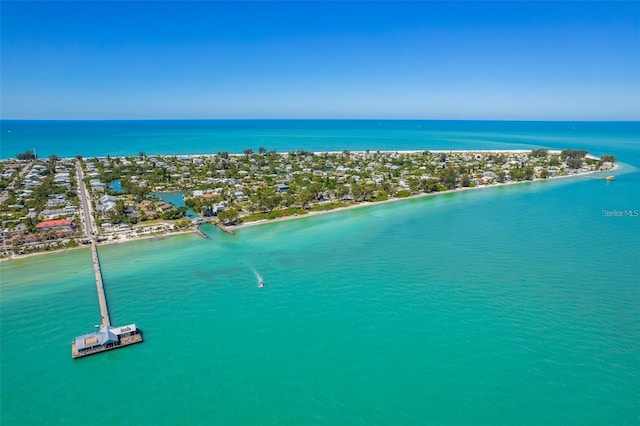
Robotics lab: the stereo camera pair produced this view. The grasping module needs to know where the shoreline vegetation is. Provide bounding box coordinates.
[224,166,618,232]
[1,149,617,261]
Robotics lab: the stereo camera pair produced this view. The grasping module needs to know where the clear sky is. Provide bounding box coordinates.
[1,1,639,120]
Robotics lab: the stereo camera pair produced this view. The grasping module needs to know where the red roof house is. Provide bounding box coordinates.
[36,219,77,232]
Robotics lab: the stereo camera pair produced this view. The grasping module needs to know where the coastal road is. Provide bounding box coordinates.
[75,161,96,238]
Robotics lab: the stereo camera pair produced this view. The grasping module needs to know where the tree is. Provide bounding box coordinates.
[561,149,587,159]
[351,182,375,201]
[161,206,187,220]
[408,178,421,194]
[421,178,440,193]
[566,158,583,169]
[601,155,616,163]
[243,148,254,155]
[296,189,314,209]
[531,149,548,158]
[218,208,239,225]
[16,150,36,160]
[523,166,535,180]
[381,181,397,197]
[48,154,59,174]
[258,146,267,154]
[438,167,458,190]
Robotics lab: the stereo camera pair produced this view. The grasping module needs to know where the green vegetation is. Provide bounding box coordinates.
[531,149,549,158]
[16,150,36,160]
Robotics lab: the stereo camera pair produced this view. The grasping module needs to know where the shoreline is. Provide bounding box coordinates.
[1,163,620,262]
[5,149,594,161]
[226,165,618,231]
[0,228,197,263]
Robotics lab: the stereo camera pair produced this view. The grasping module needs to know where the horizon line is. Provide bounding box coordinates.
[2,118,639,123]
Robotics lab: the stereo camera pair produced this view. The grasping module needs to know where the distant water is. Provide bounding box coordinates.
[1,121,639,425]
[2,120,639,164]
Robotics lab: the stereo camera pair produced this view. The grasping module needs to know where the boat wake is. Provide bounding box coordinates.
[249,266,264,288]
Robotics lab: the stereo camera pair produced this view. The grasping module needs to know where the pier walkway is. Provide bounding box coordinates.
[72,160,142,358]
[91,240,110,327]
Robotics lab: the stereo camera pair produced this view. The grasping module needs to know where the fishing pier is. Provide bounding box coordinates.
[91,241,111,327]
[72,162,143,359]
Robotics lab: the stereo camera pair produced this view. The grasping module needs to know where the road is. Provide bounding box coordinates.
[75,161,96,238]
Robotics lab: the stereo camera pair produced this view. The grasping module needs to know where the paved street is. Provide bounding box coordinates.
[75,161,95,238]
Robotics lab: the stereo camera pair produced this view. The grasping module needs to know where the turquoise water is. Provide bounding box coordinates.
[1,121,639,424]
[152,191,197,218]
[109,180,123,193]
[2,120,639,163]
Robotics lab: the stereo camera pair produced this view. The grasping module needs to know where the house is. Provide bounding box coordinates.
[275,184,290,193]
[90,179,106,191]
[100,195,116,204]
[36,219,76,232]
[96,195,117,213]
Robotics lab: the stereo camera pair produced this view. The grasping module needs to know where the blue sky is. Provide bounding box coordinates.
[1,1,639,120]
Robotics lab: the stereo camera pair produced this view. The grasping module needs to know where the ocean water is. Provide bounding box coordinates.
[1,121,639,425]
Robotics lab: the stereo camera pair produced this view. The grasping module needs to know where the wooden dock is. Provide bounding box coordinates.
[91,240,110,327]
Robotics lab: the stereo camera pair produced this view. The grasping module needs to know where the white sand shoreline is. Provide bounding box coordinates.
[57,149,575,161]
[0,229,196,263]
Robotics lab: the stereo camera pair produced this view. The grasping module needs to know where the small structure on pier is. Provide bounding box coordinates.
[72,324,142,358]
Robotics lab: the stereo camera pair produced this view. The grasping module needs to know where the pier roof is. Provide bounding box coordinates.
[97,327,118,345]
[110,324,137,336]
[75,326,118,350]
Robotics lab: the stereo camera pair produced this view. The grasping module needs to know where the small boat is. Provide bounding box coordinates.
[606,176,616,181]
[258,279,264,288]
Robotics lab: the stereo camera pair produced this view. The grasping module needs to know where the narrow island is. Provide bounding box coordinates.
[0,148,617,259]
